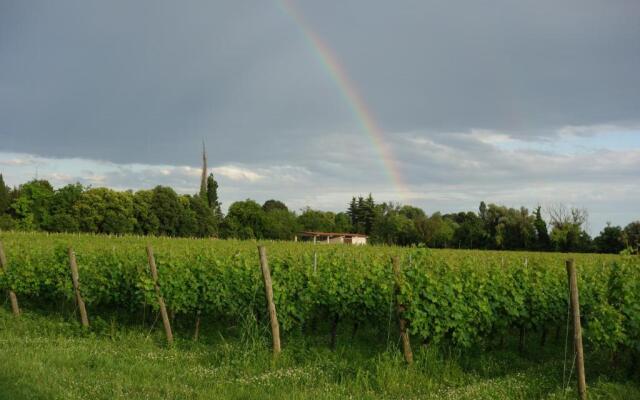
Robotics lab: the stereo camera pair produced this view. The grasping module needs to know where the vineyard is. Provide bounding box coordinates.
[1,231,639,357]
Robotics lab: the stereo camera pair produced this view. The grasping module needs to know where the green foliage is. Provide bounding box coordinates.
[262,209,299,240]
[415,212,455,248]
[44,183,83,232]
[151,186,182,236]
[0,177,634,255]
[188,195,218,237]
[132,190,159,235]
[0,214,15,230]
[10,180,54,230]
[399,205,426,220]
[550,224,593,253]
[370,203,419,245]
[205,173,222,219]
[1,231,638,358]
[534,206,550,250]
[262,199,288,212]
[177,196,199,237]
[347,195,376,234]
[624,221,640,252]
[477,204,536,250]
[2,307,638,400]
[594,223,626,254]
[0,174,10,213]
[548,206,593,252]
[333,212,353,233]
[74,188,135,234]
[449,211,487,249]
[297,207,337,232]
[222,199,264,239]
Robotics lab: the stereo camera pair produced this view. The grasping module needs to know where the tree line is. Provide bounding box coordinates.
[0,174,638,254]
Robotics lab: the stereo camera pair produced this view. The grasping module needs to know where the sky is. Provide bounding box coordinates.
[1,0,639,234]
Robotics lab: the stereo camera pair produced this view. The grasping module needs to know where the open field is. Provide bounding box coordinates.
[0,232,639,399]
[1,308,639,400]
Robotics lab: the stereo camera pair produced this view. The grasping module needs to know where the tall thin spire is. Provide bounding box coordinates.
[200,140,208,198]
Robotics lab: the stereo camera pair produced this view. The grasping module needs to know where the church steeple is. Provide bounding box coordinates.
[200,140,208,198]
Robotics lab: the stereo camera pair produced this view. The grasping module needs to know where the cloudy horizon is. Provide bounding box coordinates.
[1,1,639,233]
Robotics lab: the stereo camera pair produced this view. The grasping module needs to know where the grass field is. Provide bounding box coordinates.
[0,307,638,400]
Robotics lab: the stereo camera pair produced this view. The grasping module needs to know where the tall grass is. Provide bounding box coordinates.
[0,307,637,399]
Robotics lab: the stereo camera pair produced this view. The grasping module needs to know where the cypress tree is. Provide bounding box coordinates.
[363,194,376,234]
[206,173,222,219]
[347,197,358,227]
[355,196,366,233]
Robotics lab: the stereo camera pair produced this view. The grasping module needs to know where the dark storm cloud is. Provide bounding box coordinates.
[0,0,350,165]
[296,0,640,136]
[2,0,639,167]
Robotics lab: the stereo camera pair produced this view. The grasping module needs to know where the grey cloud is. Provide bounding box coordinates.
[397,132,640,188]
[2,0,639,168]
[296,1,640,134]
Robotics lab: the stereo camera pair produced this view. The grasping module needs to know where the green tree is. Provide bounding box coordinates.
[624,221,640,252]
[11,180,54,230]
[550,225,593,252]
[102,190,135,234]
[346,195,377,234]
[133,190,160,235]
[45,183,83,232]
[480,203,504,248]
[354,197,367,233]
[334,212,353,233]
[399,205,426,221]
[450,211,487,249]
[415,212,456,248]
[262,199,288,213]
[74,188,135,234]
[0,214,15,230]
[347,197,358,227]
[74,189,104,233]
[594,223,626,254]
[479,204,535,250]
[263,208,299,240]
[363,194,376,234]
[0,174,10,213]
[479,201,488,223]
[188,195,218,237]
[297,207,336,232]
[177,195,199,237]
[221,199,265,239]
[151,186,182,236]
[548,205,592,252]
[0,174,15,230]
[206,173,222,219]
[533,206,550,251]
[370,203,419,245]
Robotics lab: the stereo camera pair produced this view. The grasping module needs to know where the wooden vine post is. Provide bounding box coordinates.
[258,246,281,355]
[392,256,413,365]
[194,310,201,341]
[566,259,587,400]
[0,241,20,316]
[68,247,89,328]
[146,245,173,345]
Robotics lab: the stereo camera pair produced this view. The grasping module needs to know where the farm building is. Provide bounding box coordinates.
[295,231,368,245]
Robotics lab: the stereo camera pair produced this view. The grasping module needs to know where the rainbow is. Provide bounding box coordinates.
[278,0,411,200]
